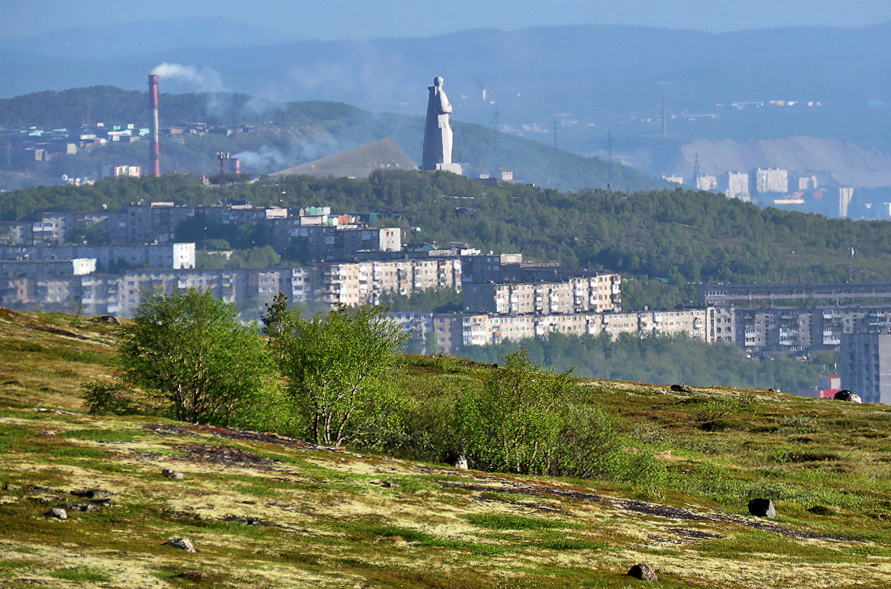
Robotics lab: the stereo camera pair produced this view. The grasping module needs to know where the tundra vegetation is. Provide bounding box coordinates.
[4,304,891,587]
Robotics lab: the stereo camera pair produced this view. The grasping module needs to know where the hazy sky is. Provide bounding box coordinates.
[4,0,891,39]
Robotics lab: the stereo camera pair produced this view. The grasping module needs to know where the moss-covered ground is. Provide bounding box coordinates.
[1,308,891,588]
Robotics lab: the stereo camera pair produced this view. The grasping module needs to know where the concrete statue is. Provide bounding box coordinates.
[422,76,462,173]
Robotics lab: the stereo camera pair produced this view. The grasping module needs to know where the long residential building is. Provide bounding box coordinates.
[0,257,463,318]
[392,308,714,355]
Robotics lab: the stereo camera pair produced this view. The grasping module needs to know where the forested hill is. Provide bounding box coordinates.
[0,86,363,129]
[0,86,666,193]
[4,171,890,309]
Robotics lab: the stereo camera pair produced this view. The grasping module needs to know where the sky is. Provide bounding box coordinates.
[3,0,891,39]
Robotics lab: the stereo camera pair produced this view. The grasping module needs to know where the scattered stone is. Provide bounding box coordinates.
[70,488,112,499]
[94,315,120,324]
[834,390,862,403]
[381,481,399,488]
[628,563,658,582]
[162,468,184,480]
[670,384,693,393]
[90,498,114,507]
[68,503,100,513]
[45,508,67,520]
[165,538,196,552]
[453,455,469,469]
[178,571,207,580]
[42,431,56,436]
[768,388,782,393]
[748,498,777,518]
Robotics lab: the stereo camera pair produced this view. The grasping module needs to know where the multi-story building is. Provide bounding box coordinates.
[723,172,750,201]
[389,308,714,355]
[462,274,621,316]
[841,333,891,403]
[755,168,788,194]
[0,243,195,271]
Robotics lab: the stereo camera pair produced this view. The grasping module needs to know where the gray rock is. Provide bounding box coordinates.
[165,537,196,552]
[69,503,100,512]
[628,563,658,582]
[162,468,184,480]
[670,384,693,393]
[748,498,777,518]
[453,455,469,469]
[45,508,67,520]
[834,390,862,403]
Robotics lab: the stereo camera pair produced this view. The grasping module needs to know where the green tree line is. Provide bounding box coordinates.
[459,331,838,395]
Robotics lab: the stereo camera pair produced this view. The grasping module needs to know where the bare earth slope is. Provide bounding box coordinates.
[680,137,891,188]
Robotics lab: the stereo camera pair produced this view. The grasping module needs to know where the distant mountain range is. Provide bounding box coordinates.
[4,19,891,194]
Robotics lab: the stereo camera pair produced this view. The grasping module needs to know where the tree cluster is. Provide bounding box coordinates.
[84,290,662,484]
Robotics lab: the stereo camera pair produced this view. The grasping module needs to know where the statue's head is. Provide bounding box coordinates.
[434,76,444,87]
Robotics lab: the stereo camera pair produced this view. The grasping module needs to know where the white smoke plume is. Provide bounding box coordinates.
[151,63,226,93]
[233,147,289,172]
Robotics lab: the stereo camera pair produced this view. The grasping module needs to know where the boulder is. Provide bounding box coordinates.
[162,468,184,480]
[453,455,469,470]
[628,563,658,582]
[45,508,67,520]
[834,390,862,403]
[165,537,196,552]
[670,384,693,393]
[748,498,776,518]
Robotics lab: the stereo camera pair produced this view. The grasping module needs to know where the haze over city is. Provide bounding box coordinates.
[3,0,891,39]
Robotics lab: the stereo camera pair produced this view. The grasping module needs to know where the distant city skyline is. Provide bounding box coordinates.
[3,0,891,40]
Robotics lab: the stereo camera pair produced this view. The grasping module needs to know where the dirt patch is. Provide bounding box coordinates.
[436,480,852,542]
[172,444,276,467]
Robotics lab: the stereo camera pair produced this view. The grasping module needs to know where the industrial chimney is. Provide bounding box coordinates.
[148,74,160,176]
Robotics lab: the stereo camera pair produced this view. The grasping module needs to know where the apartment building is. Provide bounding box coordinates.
[841,333,891,403]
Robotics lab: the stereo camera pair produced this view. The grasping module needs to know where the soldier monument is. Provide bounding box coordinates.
[422,76,462,174]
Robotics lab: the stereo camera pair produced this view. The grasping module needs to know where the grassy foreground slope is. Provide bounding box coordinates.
[2,308,891,588]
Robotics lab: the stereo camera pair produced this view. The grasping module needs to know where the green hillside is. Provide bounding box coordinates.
[3,307,891,588]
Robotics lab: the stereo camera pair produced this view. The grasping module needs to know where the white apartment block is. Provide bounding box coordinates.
[723,172,750,201]
[755,168,788,194]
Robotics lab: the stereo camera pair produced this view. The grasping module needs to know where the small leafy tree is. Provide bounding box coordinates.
[457,350,577,474]
[271,303,408,447]
[114,289,275,427]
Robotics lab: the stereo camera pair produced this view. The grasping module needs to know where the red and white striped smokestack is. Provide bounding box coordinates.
[148,74,160,176]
